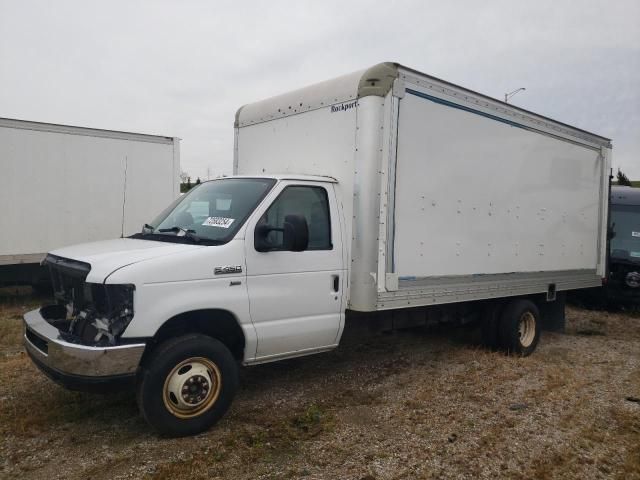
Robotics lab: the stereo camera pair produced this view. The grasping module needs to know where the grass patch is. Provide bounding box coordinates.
[149,404,333,479]
[575,328,606,336]
[291,403,326,435]
[0,353,139,437]
[0,316,22,352]
[2,296,640,479]
[0,383,137,437]
[0,287,50,355]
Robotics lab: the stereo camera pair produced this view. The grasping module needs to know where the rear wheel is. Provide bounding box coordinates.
[498,299,541,356]
[136,334,238,437]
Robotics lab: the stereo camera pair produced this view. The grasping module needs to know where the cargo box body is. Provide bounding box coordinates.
[0,118,180,277]
[234,63,611,312]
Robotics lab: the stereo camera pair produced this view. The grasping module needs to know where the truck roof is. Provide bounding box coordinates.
[611,186,640,206]
[235,62,611,149]
[0,117,176,144]
[214,174,338,183]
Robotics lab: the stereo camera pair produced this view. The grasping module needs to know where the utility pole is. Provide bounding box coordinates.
[504,87,526,103]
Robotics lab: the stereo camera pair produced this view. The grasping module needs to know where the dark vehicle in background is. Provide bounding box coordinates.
[572,186,640,308]
[606,186,640,304]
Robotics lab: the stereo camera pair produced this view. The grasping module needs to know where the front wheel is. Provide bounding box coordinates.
[498,299,541,356]
[136,334,238,437]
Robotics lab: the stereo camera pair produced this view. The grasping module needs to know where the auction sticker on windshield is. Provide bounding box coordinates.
[202,217,235,228]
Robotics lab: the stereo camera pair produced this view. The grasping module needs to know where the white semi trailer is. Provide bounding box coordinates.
[0,118,180,286]
[23,63,611,436]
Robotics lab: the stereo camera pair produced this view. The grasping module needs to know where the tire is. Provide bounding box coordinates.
[136,334,238,437]
[498,299,541,356]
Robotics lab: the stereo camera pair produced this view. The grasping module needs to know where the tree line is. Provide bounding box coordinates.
[179,171,201,193]
[616,168,633,187]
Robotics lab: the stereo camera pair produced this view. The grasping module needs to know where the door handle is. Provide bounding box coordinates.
[332,275,340,293]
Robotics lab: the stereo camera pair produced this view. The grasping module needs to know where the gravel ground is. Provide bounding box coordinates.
[1,289,639,480]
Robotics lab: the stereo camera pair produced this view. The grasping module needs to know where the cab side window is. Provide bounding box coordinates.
[259,186,332,250]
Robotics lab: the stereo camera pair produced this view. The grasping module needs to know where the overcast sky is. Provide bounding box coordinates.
[1,0,638,180]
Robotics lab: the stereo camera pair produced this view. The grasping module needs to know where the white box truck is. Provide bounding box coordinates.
[0,117,180,286]
[22,63,611,436]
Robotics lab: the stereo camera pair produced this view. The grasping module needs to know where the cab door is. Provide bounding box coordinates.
[244,181,345,361]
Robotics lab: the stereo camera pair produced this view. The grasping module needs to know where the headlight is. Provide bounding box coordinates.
[60,283,135,346]
[89,284,135,344]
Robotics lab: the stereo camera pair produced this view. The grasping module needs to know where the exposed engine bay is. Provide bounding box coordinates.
[41,254,134,346]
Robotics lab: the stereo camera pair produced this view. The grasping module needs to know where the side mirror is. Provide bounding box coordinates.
[254,224,270,252]
[283,214,309,252]
[254,214,309,252]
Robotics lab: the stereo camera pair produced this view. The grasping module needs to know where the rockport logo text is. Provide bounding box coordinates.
[331,101,357,113]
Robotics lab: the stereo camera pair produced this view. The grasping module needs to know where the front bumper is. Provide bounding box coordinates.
[23,308,146,390]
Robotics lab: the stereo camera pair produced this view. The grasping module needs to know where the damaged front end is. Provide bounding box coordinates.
[43,254,135,346]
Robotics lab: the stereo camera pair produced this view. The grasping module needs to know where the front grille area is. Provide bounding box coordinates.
[26,327,48,354]
[44,254,91,311]
[41,254,134,346]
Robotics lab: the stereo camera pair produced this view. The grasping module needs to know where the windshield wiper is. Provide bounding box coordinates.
[158,226,201,243]
[141,223,155,235]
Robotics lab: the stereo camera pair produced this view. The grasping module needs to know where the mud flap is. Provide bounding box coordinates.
[538,292,566,332]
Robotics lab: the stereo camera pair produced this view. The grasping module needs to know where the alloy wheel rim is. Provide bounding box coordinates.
[162,357,222,419]
[518,312,536,348]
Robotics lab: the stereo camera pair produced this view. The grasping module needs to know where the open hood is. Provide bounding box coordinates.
[49,238,205,283]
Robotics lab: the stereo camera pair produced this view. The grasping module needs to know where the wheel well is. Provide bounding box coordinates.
[143,309,246,363]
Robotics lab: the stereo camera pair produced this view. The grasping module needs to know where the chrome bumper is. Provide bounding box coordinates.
[23,308,145,378]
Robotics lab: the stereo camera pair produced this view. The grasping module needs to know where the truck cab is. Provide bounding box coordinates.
[24,175,346,436]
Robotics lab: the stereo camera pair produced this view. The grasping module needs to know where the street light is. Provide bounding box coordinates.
[504,87,526,103]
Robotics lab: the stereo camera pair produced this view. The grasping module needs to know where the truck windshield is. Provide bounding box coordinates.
[144,178,276,245]
[610,204,640,261]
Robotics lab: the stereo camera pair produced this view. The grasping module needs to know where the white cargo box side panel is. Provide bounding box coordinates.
[235,105,358,303]
[392,89,604,278]
[236,106,357,228]
[0,124,178,260]
[235,106,357,182]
